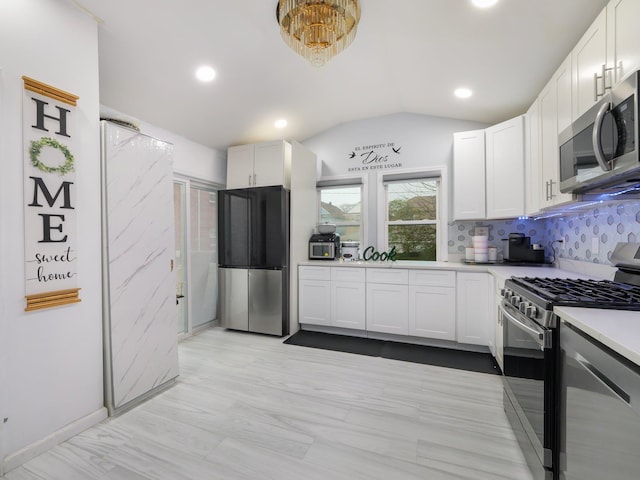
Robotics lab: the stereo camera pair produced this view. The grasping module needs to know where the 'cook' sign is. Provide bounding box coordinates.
[22,76,81,311]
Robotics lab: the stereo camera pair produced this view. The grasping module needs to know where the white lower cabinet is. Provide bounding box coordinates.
[299,279,331,326]
[299,266,331,326]
[408,270,456,340]
[366,282,409,335]
[331,267,366,330]
[456,272,491,346]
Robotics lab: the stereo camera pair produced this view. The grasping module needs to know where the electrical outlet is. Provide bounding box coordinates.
[592,237,600,255]
[475,226,489,237]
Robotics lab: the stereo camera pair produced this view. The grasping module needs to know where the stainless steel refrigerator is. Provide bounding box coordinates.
[218,186,290,336]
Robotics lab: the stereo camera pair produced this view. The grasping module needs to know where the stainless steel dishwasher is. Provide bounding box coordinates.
[560,319,640,480]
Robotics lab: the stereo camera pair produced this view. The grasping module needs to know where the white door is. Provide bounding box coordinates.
[332,281,366,330]
[607,0,640,85]
[408,285,455,340]
[572,9,607,119]
[485,116,525,219]
[456,272,490,346]
[102,122,179,412]
[254,141,288,188]
[226,144,254,189]
[453,130,486,220]
[299,280,331,326]
[366,283,408,335]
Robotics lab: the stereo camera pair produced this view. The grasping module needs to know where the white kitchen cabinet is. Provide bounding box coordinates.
[331,267,366,330]
[226,140,292,189]
[299,279,331,326]
[572,8,607,119]
[485,115,525,219]
[456,272,491,346]
[366,268,408,335]
[453,130,486,220]
[525,100,541,216]
[493,275,506,371]
[607,0,640,86]
[408,286,455,340]
[555,55,573,135]
[298,266,331,326]
[366,282,409,335]
[408,270,456,340]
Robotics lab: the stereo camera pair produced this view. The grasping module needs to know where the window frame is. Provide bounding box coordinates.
[376,167,449,262]
[316,175,367,246]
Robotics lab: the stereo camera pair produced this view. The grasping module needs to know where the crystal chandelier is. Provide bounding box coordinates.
[277,0,361,67]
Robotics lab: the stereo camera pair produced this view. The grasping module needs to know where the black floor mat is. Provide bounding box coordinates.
[284,330,502,375]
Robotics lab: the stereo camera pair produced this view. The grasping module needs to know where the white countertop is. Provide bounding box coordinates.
[556,307,640,367]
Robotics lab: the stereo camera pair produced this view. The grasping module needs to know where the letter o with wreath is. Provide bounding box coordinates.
[29,137,75,175]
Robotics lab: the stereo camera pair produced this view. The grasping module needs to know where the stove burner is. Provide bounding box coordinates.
[510,277,640,310]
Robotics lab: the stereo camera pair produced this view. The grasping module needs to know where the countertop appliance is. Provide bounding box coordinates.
[503,233,546,263]
[218,185,290,336]
[341,241,359,260]
[500,241,640,480]
[559,70,638,194]
[559,319,640,480]
[309,232,340,260]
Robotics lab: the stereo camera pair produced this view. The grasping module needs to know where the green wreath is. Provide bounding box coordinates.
[29,137,75,175]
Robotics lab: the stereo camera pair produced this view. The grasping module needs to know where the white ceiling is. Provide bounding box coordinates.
[74,0,609,152]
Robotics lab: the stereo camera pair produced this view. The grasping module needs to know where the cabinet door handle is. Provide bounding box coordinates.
[253,173,256,185]
[549,179,556,200]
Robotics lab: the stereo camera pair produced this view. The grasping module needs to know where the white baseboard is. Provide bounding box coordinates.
[2,407,107,474]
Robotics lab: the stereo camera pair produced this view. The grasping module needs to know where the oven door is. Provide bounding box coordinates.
[501,300,555,479]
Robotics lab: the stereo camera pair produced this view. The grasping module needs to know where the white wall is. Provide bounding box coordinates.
[139,121,226,185]
[302,112,487,248]
[0,0,105,472]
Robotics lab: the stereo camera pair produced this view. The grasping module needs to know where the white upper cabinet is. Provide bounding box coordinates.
[572,8,607,119]
[485,115,525,219]
[453,130,486,220]
[607,0,640,86]
[524,100,541,216]
[226,140,292,189]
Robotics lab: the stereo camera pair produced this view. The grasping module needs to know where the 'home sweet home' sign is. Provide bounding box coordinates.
[22,76,81,311]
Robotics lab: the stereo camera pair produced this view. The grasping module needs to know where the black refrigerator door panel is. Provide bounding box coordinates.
[218,189,250,267]
[249,186,289,268]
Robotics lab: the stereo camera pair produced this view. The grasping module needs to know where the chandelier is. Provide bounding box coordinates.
[277,0,361,67]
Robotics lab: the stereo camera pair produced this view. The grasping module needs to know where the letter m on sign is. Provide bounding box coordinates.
[28,176,75,210]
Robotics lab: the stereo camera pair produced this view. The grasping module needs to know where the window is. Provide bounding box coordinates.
[318,184,362,242]
[384,178,440,261]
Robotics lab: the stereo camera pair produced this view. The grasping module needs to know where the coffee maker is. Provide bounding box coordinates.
[502,233,545,263]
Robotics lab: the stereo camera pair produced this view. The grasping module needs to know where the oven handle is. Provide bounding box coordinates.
[500,302,550,351]
[592,99,613,172]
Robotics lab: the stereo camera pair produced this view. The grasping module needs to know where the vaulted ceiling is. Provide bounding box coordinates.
[75,0,609,151]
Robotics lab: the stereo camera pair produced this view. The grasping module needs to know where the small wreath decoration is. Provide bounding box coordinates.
[30,137,75,175]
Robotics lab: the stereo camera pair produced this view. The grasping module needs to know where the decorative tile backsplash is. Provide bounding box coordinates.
[448,199,640,265]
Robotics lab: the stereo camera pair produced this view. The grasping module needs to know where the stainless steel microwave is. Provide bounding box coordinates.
[559,70,639,194]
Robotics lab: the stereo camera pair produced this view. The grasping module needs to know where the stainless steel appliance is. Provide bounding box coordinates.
[559,320,640,480]
[500,242,640,480]
[309,233,340,260]
[218,186,290,336]
[502,233,546,263]
[559,70,638,194]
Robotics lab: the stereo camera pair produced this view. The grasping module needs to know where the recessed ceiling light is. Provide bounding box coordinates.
[274,119,288,129]
[454,88,473,99]
[195,65,216,82]
[471,0,499,8]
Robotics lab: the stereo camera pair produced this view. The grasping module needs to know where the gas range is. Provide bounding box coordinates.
[505,276,640,312]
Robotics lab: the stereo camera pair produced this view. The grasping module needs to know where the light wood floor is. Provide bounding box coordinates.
[4,328,533,479]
